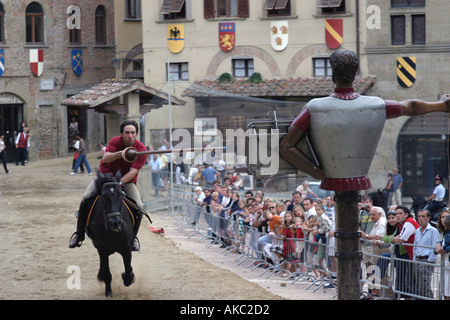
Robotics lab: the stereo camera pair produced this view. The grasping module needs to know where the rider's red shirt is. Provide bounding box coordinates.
[99,136,147,184]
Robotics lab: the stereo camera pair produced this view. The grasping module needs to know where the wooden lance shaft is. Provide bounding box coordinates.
[121,147,223,163]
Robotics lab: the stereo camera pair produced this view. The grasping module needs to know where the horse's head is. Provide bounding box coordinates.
[98,171,124,233]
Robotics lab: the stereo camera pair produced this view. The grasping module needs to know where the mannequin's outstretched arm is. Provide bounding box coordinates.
[399,94,450,116]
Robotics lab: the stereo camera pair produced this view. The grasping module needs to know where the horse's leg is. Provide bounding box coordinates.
[98,250,113,297]
[121,249,135,287]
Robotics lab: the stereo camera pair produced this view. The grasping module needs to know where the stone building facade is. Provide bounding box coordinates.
[141,0,369,146]
[0,1,115,163]
[365,0,450,196]
[138,0,448,196]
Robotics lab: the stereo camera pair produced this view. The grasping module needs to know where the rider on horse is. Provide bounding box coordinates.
[69,119,148,251]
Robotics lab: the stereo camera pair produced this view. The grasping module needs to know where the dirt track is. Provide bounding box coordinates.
[0,154,290,300]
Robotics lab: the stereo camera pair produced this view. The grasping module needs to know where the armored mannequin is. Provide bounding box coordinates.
[280,49,450,300]
[280,49,450,191]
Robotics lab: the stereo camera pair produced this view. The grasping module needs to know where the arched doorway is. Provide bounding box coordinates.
[0,93,24,162]
[398,112,450,197]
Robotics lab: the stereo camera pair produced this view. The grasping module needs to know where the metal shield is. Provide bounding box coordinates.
[72,49,83,76]
[325,19,343,49]
[167,24,184,53]
[219,22,235,52]
[30,49,44,77]
[397,57,416,88]
[270,21,288,51]
[0,49,4,77]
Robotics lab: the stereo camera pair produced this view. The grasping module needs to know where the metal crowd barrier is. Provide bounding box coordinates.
[143,178,449,300]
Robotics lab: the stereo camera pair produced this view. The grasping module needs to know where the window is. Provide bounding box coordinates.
[232,59,254,78]
[313,58,332,77]
[95,6,107,44]
[167,62,188,81]
[391,15,405,45]
[319,0,346,14]
[26,2,44,43]
[0,4,4,43]
[391,0,425,7]
[69,28,81,44]
[264,0,290,16]
[412,14,425,44]
[204,0,249,19]
[126,0,141,19]
[160,0,186,19]
[217,0,241,17]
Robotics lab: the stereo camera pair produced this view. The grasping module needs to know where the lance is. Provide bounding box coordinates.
[121,146,224,163]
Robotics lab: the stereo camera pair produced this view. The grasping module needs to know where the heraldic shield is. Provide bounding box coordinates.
[219,22,235,52]
[325,19,343,49]
[0,49,4,77]
[167,24,184,53]
[30,49,44,77]
[270,21,288,51]
[397,57,416,88]
[72,49,83,76]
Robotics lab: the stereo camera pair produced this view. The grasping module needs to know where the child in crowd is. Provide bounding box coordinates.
[234,200,250,252]
[303,215,320,278]
[280,213,297,276]
[293,216,307,272]
[312,203,333,277]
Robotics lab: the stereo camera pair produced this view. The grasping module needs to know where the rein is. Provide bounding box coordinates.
[85,194,136,227]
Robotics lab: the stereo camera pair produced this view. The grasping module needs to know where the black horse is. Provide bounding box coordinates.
[368,189,389,214]
[85,171,142,297]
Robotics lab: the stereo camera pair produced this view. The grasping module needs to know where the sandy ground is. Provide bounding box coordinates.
[0,154,335,301]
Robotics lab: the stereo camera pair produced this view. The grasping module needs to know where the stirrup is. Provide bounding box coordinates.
[69,232,83,248]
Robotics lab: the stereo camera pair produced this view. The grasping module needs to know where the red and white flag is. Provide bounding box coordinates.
[30,49,44,77]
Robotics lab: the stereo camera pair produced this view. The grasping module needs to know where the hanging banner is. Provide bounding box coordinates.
[167,24,184,53]
[270,21,288,51]
[72,49,83,76]
[219,22,235,52]
[397,57,416,88]
[325,19,343,49]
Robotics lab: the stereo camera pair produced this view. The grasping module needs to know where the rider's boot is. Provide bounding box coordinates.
[131,209,142,251]
[69,199,90,248]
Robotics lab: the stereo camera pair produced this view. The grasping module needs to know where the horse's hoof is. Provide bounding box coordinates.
[105,290,113,298]
[122,272,135,286]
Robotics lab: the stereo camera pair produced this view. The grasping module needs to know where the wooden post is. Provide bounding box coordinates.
[334,190,362,300]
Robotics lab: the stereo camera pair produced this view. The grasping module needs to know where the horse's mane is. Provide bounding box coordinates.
[89,171,122,197]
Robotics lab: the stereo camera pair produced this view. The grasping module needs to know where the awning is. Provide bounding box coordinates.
[62,79,185,114]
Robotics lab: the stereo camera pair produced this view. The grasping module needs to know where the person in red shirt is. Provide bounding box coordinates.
[69,120,148,250]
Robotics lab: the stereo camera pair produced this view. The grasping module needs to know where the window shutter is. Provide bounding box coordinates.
[171,0,185,13]
[274,0,289,10]
[237,0,249,18]
[204,0,215,18]
[160,0,173,14]
[263,0,277,10]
